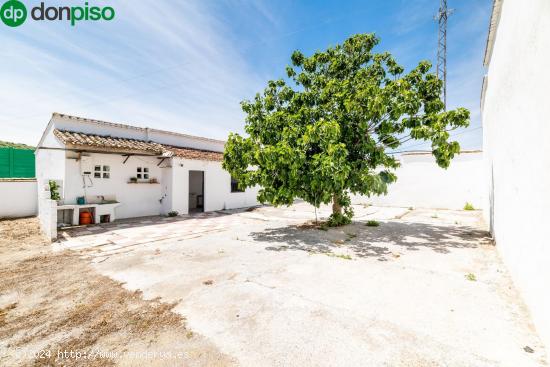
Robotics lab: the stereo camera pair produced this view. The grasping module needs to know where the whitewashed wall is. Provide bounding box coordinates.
[354,151,483,210]
[482,0,550,350]
[63,153,163,219]
[35,123,65,184]
[0,179,37,218]
[160,165,173,215]
[34,179,57,240]
[58,153,259,218]
[35,127,66,240]
[170,158,260,215]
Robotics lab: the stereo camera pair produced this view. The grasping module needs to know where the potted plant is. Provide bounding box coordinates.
[48,180,61,203]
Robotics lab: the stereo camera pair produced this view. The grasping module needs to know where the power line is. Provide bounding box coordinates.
[387,126,482,154]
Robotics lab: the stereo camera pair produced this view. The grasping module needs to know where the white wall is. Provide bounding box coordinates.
[60,154,259,218]
[482,0,550,350]
[0,180,37,218]
[35,122,66,185]
[171,158,260,215]
[35,126,66,239]
[37,185,57,241]
[355,151,483,209]
[63,153,163,219]
[160,165,173,215]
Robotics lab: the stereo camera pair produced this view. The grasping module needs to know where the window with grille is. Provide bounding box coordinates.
[137,167,149,180]
[94,165,110,179]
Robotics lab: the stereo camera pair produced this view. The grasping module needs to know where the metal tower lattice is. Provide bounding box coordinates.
[436,0,453,110]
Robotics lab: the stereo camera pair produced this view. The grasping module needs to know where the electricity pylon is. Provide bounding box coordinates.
[435,0,453,110]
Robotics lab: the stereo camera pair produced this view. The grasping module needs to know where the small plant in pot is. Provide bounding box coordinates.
[129,177,138,183]
[48,180,61,202]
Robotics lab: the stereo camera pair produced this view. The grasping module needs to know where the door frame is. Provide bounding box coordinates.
[188,170,205,212]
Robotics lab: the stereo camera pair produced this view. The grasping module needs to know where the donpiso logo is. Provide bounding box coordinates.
[1,0,27,27]
[1,1,115,27]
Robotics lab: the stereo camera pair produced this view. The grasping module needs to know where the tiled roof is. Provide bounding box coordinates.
[53,129,223,161]
[52,113,226,144]
[54,130,164,154]
[164,146,223,161]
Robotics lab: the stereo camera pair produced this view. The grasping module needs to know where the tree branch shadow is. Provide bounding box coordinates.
[250,221,491,261]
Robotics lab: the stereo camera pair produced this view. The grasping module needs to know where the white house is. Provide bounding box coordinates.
[36,113,259,239]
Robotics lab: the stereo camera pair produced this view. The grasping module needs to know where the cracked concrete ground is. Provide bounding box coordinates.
[58,203,548,366]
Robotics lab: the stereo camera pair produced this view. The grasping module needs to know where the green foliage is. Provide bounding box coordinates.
[463,202,475,210]
[223,33,470,225]
[167,211,179,217]
[465,273,477,281]
[366,220,380,227]
[0,140,33,149]
[48,180,60,201]
[327,212,352,227]
[327,193,353,226]
[325,253,352,260]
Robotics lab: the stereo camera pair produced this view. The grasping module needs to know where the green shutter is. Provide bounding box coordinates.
[0,148,10,177]
[0,147,35,178]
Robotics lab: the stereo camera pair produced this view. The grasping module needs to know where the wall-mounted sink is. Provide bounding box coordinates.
[98,200,119,205]
[85,195,117,204]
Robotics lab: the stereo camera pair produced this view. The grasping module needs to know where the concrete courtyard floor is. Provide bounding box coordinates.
[58,203,548,366]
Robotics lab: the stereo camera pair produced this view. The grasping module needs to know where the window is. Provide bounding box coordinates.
[137,167,149,180]
[231,176,244,193]
[94,165,110,179]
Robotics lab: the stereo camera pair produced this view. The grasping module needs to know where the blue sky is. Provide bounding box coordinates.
[0,0,490,149]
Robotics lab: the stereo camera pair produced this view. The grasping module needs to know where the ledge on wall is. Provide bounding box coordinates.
[0,178,37,182]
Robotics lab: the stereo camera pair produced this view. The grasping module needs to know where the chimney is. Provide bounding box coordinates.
[145,127,150,142]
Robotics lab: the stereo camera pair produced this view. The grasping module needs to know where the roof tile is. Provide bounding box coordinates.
[53,129,223,161]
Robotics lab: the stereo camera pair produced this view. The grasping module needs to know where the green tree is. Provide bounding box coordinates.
[223,33,469,226]
[0,140,34,149]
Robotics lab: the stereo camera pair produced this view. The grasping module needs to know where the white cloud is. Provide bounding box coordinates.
[0,0,274,145]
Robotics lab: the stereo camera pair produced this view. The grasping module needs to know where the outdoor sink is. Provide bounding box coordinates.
[84,195,117,205]
[98,200,119,205]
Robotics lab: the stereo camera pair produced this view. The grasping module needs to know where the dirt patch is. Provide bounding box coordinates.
[0,218,234,366]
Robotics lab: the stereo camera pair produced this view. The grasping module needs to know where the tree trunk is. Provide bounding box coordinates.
[332,194,342,216]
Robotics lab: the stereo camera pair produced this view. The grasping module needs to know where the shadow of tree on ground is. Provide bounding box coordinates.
[250,221,492,261]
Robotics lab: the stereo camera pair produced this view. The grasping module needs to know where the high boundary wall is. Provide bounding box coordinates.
[353,151,483,210]
[0,179,38,218]
[482,0,550,350]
